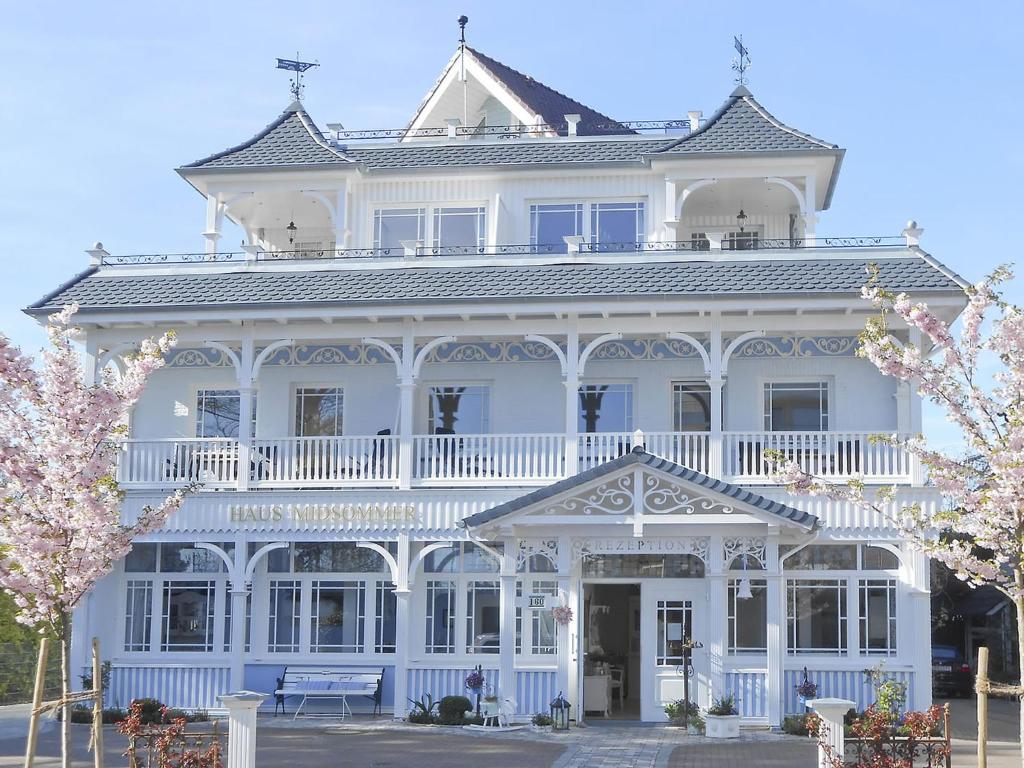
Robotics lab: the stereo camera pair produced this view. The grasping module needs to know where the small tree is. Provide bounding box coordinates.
[0,305,189,767]
[769,265,1024,767]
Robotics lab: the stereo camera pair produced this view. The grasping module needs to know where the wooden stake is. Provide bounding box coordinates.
[977,646,989,768]
[24,637,49,768]
[91,637,103,768]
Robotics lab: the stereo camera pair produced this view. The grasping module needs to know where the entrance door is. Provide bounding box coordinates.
[640,582,708,722]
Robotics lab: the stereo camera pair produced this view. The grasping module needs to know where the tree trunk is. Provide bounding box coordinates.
[1014,595,1024,768]
[59,614,71,768]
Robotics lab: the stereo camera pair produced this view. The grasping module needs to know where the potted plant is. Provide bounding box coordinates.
[796,668,818,713]
[664,699,703,734]
[705,694,740,739]
[531,712,553,732]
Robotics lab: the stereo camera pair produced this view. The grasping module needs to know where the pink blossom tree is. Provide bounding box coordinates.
[0,305,188,767]
[768,264,1024,764]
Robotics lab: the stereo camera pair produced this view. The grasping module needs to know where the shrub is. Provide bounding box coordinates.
[132,698,165,725]
[782,714,812,736]
[708,694,737,716]
[531,713,553,727]
[63,706,128,724]
[664,699,704,731]
[407,694,439,724]
[438,695,472,725]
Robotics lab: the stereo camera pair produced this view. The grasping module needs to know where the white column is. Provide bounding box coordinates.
[218,692,266,768]
[708,317,724,478]
[236,334,255,492]
[908,550,933,710]
[499,541,517,705]
[204,194,223,256]
[765,539,784,727]
[228,585,248,691]
[907,328,925,484]
[398,326,416,490]
[555,536,572,701]
[802,174,818,247]
[809,698,855,768]
[707,535,726,704]
[392,535,411,719]
[563,321,580,473]
[662,177,679,241]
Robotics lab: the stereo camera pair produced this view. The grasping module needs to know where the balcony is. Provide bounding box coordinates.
[114,430,914,490]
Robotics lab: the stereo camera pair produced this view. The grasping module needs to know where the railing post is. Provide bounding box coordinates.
[808,698,855,768]
[218,692,266,768]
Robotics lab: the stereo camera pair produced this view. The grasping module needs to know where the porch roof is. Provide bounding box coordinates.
[459,446,819,530]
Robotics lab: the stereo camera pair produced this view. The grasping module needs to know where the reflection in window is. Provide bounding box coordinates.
[375,583,397,653]
[862,546,900,571]
[590,202,644,251]
[859,579,897,656]
[373,208,425,250]
[433,207,486,250]
[124,580,153,652]
[764,382,829,431]
[295,387,343,437]
[160,544,228,573]
[578,383,633,433]
[293,543,387,573]
[425,580,456,654]
[728,579,767,654]
[531,580,558,655]
[466,580,500,654]
[427,386,490,434]
[656,599,692,665]
[268,581,300,653]
[530,203,583,253]
[195,389,256,439]
[787,579,847,655]
[672,382,712,432]
[312,581,365,653]
[161,582,215,652]
[783,545,857,571]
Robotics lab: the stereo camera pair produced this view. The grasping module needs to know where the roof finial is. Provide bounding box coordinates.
[731,35,751,85]
[458,14,469,45]
[276,53,319,102]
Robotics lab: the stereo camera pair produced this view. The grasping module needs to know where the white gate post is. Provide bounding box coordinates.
[808,698,855,768]
[219,692,266,768]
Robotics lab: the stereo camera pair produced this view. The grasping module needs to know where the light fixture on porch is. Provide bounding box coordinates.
[736,554,754,600]
[286,220,298,244]
[736,207,748,233]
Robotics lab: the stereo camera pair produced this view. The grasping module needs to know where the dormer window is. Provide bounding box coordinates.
[530,201,646,253]
[432,207,486,251]
[530,203,583,253]
[373,208,425,251]
[590,202,645,252]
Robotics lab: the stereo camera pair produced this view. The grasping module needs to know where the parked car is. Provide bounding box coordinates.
[932,644,974,697]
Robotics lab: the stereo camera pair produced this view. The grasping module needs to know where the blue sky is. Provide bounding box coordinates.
[0,0,1019,447]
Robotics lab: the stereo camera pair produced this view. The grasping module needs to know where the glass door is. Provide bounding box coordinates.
[640,583,708,721]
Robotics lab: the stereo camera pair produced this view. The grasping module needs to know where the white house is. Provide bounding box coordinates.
[27,44,967,725]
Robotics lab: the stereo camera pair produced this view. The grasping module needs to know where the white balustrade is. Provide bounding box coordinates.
[116,438,240,487]
[723,431,911,481]
[252,435,398,486]
[412,433,564,483]
[577,432,634,470]
[643,431,711,475]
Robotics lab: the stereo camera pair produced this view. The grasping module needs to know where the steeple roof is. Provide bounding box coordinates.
[181,101,350,170]
[659,85,838,155]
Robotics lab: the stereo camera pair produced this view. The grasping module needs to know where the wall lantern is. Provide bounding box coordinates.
[735,208,747,233]
[550,691,571,730]
[286,220,298,244]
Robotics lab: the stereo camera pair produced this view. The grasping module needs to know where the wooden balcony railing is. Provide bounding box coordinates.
[114,430,913,490]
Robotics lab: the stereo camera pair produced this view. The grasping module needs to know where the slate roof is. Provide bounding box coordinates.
[182,100,350,169]
[462,47,630,137]
[659,85,838,155]
[458,446,819,529]
[26,255,963,315]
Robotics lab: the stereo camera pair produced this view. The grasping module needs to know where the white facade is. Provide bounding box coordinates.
[36,45,967,725]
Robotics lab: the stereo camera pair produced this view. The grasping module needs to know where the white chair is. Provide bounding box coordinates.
[583,674,611,718]
[609,666,624,710]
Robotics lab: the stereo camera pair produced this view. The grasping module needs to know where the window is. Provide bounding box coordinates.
[578,383,633,433]
[862,546,900,571]
[783,545,857,571]
[433,207,486,250]
[583,554,704,579]
[293,542,390,573]
[672,382,712,432]
[223,592,251,653]
[268,580,300,653]
[295,387,344,437]
[590,202,644,251]
[728,579,767,654]
[690,231,760,250]
[161,581,215,652]
[764,382,829,431]
[195,389,257,438]
[860,579,897,656]
[530,580,559,655]
[466,580,501,654]
[373,208,425,250]
[125,544,158,573]
[530,203,583,253]
[656,599,693,665]
[160,543,227,573]
[427,386,490,434]
[425,580,456,654]
[787,579,847,654]
[124,580,153,652]
[375,583,397,653]
[311,581,365,653]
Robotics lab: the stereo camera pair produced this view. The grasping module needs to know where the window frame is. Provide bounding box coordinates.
[423,381,493,435]
[193,387,258,439]
[528,198,648,252]
[293,385,345,438]
[859,578,898,656]
[762,378,831,432]
[671,380,713,433]
[371,206,426,251]
[370,202,489,253]
[727,578,768,655]
[577,380,635,434]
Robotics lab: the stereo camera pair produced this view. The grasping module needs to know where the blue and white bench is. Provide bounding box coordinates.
[274,666,384,720]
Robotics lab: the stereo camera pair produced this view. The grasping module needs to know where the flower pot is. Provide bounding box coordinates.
[705,714,741,739]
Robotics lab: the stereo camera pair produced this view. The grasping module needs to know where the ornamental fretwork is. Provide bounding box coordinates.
[516,539,559,572]
[722,536,768,568]
[642,475,733,515]
[542,474,634,516]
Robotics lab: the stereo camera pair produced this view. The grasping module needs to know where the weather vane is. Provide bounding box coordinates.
[276,54,319,101]
[731,35,751,85]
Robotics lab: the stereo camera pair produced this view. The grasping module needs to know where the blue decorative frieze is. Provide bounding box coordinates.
[588,338,704,361]
[732,335,858,358]
[424,340,556,364]
[261,343,400,366]
[164,347,233,367]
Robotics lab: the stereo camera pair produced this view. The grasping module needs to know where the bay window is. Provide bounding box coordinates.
[373,207,425,251]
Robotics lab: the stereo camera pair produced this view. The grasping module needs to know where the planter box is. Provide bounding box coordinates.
[705,714,740,739]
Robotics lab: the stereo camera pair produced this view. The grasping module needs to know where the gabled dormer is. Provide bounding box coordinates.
[403,45,631,139]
